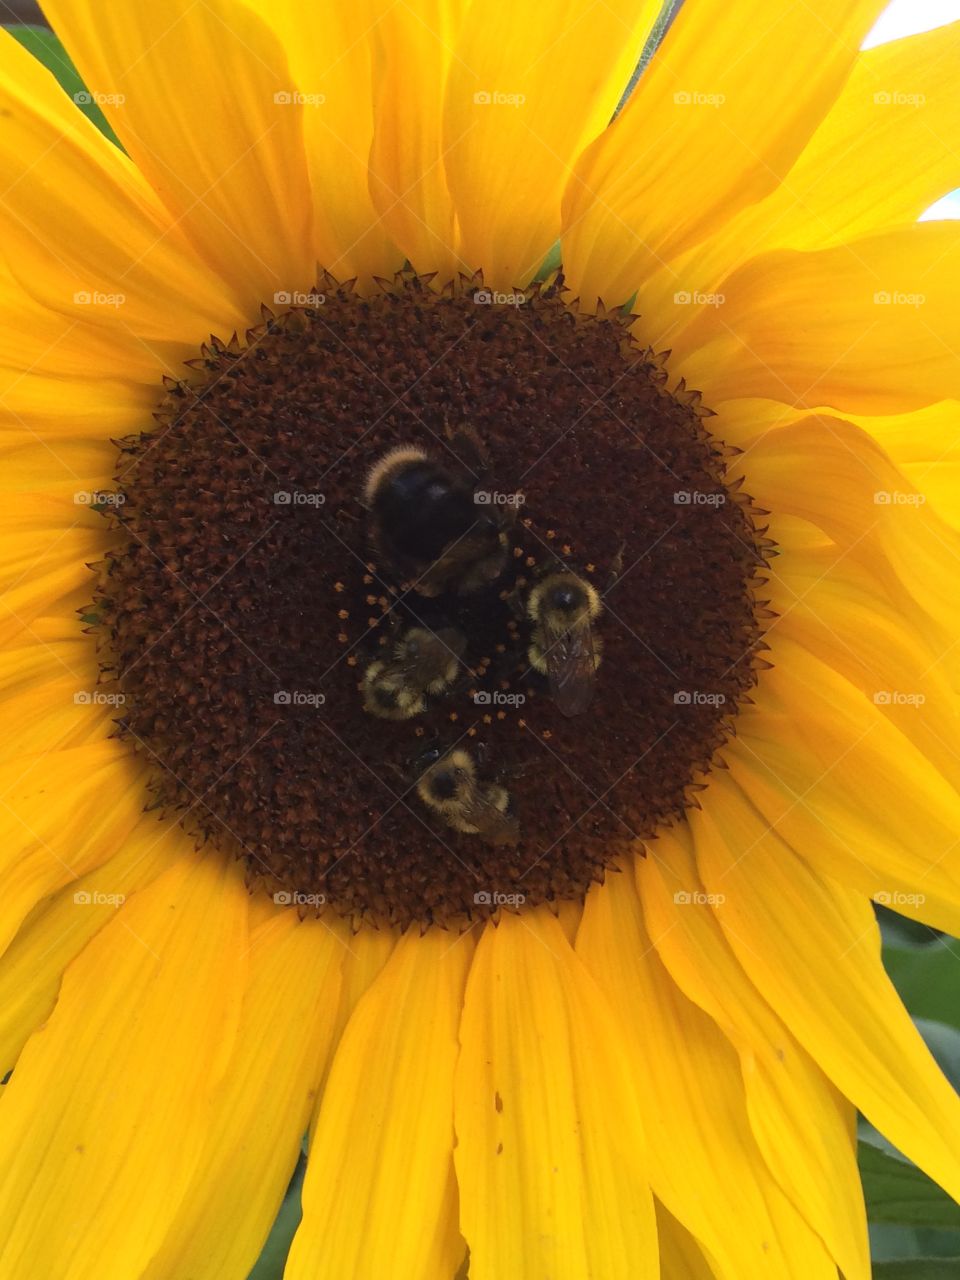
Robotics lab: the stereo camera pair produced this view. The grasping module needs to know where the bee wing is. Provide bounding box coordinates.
[545,618,597,717]
[461,782,519,846]
[416,523,504,595]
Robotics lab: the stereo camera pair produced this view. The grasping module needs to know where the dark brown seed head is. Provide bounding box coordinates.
[91,272,773,928]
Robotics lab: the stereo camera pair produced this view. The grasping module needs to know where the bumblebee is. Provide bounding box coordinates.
[416,747,518,845]
[362,626,466,720]
[528,571,603,717]
[364,445,509,596]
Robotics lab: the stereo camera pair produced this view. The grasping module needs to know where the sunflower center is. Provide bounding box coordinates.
[94,273,771,927]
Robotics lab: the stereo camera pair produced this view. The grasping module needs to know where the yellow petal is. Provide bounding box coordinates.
[0,850,247,1280]
[330,921,399,1045]
[0,257,168,383]
[729,635,960,937]
[0,29,245,344]
[286,926,473,1280]
[636,20,960,348]
[456,908,659,1280]
[706,397,804,450]
[0,572,93,648]
[0,491,105,644]
[0,742,147,957]
[639,833,869,1280]
[656,1203,719,1280]
[849,400,960,531]
[0,632,106,763]
[709,398,960,488]
[695,769,960,1203]
[562,0,886,308]
[577,868,836,1280]
[0,815,179,1076]
[0,677,111,759]
[243,0,400,280]
[304,920,400,1147]
[765,543,960,792]
[855,399,960,469]
[0,623,97,691]
[142,911,346,1280]
[677,223,960,413]
[737,415,960,647]
[0,369,155,443]
[0,431,116,495]
[779,19,960,241]
[43,0,317,312]
[444,0,662,287]
[894,459,960,528]
[367,1,469,279]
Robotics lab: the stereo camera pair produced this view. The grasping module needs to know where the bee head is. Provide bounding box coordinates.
[417,748,475,809]
[397,629,427,662]
[530,572,601,628]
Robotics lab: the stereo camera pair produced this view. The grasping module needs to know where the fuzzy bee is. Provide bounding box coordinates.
[363,444,510,596]
[528,571,603,717]
[362,626,466,720]
[416,747,518,845]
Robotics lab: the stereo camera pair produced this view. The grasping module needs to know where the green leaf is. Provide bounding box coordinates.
[533,242,561,282]
[885,941,960,1032]
[860,1141,960,1229]
[877,902,944,949]
[6,25,122,147]
[870,1222,960,1263]
[914,1018,960,1093]
[872,1262,960,1279]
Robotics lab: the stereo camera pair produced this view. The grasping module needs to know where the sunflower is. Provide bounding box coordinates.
[1,1,959,1277]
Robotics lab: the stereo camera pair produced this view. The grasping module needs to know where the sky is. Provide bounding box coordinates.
[866,0,960,46]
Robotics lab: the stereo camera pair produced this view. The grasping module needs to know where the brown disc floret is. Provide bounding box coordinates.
[91,272,773,928]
